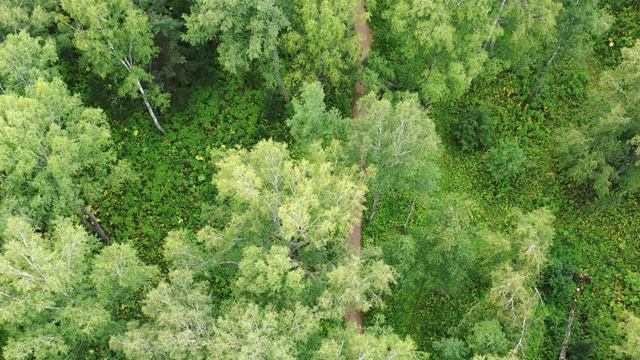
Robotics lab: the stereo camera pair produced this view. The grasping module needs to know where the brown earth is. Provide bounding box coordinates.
[345,1,372,333]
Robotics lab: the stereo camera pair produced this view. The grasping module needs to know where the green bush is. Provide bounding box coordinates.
[467,320,510,356]
[484,138,527,182]
[451,105,496,152]
[431,337,469,360]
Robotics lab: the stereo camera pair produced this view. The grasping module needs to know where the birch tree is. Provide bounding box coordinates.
[487,208,554,357]
[287,86,441,220]
[61,0,169,134]
[286,81,346,149]
[283,0,361,90]
[0,216,157,359]
[0,0,57,37]
[315,323,419,359]
[384,0,561,101]
[109,269,215,360]
[350,92,441,221]
[184,0,291,101]
[0,30,58,94]
[384,0,493,100]
[0,78,132,240]
[554,40,640,199]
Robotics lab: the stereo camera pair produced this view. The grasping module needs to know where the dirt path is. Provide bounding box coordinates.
[353,3,372,116]
[345,1,372,333]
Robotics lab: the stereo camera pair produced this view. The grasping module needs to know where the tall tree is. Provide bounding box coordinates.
[0,0,57,37]
[60,0,169,134]
[109,269,215,360]
[0,30,58,94]
[554,39,640,198]
[613,312,640,359]
[116,139,415,357]
[111,268,318,360]
[287,85,441,221]
[486,208,555,358]
[316,323,420,359]
[383,0,493,100]
[0,216,158,359]
[485,0,562,73]
[382,0,561,101]
[286,81,345,148]
[349,92,441,220]
[530,0,611,98]
[183,0,291,100]
[0,78,132,240]
[283,0,361,91]
[134,0,187,88]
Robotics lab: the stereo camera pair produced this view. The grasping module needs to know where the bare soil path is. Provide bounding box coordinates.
[345,1,372,333]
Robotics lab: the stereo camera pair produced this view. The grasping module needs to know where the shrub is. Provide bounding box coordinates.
[432,337,469,360]
[451,105,496,152]
[467,320,510,356]
[484,138,527,182]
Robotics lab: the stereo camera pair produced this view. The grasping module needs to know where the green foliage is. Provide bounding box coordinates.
[612,312,640,359]
[319,250,395,320]
[0,0,56,36]
[451,105,496,152]
[0,78,132,230]
[210,302,318,360]
[287,81,345,148]
[134,0,187,87]
[109,269,214,359]
[235,245,306,305]
[406,194,498,295]
[61,0,170,130]
[554,39,640,198]
[0,216,155,359]
[485,138,527,183]
[0,30,58,93]
[432,337,469,360]
[316,322,420,359]
[283,0,360,91]
[90,243,160,310]
[467,320,510,356]
[184,0,290,98]
[214,139,365,249]
[351,92,441,209]
[0,0,635,357]
[381,0,561,101]
[594,0,640,67]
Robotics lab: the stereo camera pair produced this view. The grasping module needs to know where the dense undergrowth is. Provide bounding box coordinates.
[90,27,640,360]
[360,32,640,360]
[13,0,635,358]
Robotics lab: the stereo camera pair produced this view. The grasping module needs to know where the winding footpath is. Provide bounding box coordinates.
[345,2,372,333]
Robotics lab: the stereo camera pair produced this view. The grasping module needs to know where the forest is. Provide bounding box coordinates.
[0,0,640,359]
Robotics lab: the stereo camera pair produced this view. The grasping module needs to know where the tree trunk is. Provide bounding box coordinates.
[482,0,508,50]
[530,15,576,100]
[81,206,109,243]
[404,194,418,228]
[368,186,381,222]
[272,48,290,103]
[558,299,577,360]
[616,148,638,175]
[135,79,167,135]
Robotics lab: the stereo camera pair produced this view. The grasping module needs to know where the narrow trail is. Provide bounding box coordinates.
[345,1,372,333]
